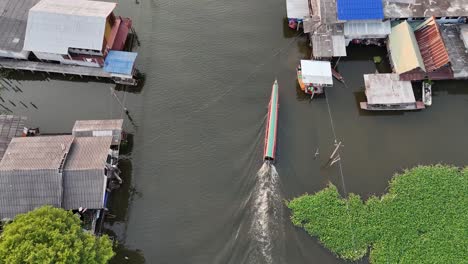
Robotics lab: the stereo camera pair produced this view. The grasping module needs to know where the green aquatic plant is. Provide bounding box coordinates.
[287,165,468,263]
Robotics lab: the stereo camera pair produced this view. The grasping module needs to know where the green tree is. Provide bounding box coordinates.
[0,206,114,264]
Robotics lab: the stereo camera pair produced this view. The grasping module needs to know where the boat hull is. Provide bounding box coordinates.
[263,80,279,161]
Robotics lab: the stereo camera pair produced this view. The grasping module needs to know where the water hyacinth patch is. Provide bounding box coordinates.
[287,165,468,263]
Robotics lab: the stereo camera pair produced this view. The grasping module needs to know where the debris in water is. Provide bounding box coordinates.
[19,101,28,108]
[0,104,12,113]
[30,102,38,109]
[8,100,16,107]
[0,96,4,103]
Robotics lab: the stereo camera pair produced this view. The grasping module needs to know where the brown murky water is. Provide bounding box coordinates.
[2,0,468,263]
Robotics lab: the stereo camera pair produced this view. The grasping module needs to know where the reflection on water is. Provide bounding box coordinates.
[104,136,146,263]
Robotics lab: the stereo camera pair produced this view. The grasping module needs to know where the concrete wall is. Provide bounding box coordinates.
[33,52,101,68]
[0,49,30,60]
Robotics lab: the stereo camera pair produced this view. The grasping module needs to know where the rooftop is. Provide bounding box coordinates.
[344,20,391,38]
[337,0,384,20]
[413,17,451,72]
[23,0,118,54]
[286,0,310,19]
[103,51,138,76]
[300,60,333,85]
[30,0,116,18]
[383,0,468,19]
[64,137,112,171]
[320,0,338,24]
[388,21,425,73]
[0,115,26,160]
[311,24,346,58]
[364,74,416,105]
[0,135,73,171]
[72,119,124,132]
[440,24,468,79]
[0,0,40,53]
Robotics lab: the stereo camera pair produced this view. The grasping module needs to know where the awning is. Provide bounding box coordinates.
[103,51,137,76]
[300,60,333,85]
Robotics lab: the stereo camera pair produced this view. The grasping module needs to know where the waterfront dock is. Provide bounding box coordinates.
[0,59,136,85]
[288,0,468,110]
[0,0,139,86]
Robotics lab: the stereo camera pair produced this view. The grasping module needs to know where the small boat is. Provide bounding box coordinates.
[331,68,344,83]
[296,65,306,92]
[263,80,279,162]
[422,82,432,106]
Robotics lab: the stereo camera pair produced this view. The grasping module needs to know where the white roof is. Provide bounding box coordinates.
[23,0,116,54]
[332,35,347,57]
[300,60,333,85]
[364,74,415,105]
[286,0,310,19]
[30,0,116,17]
[344,21,391,38]
[460,25,468,50]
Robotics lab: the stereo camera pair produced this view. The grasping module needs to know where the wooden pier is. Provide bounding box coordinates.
[0,59,136,86]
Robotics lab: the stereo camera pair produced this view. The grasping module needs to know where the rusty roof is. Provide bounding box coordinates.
[414,17,450,72]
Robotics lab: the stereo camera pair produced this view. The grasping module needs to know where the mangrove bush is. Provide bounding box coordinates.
[287,165,468,263]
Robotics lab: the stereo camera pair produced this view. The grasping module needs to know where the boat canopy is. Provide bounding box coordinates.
[300,60,333,85]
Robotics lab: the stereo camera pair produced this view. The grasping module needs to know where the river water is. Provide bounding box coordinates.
[3,0,468,263]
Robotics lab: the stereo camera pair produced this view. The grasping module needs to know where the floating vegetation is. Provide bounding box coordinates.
[287,165,468,263]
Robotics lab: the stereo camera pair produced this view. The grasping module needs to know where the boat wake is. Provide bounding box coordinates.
[249,161,281,264]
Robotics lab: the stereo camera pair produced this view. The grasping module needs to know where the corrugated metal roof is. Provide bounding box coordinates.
[286,0,310,19]
[64,137,112,170]
[72,119,123,132]
[0,169,62,219]
[62,169,105,210]
[337,0,384,20]
[0,0,40,53]
[388,21,426,74]
[30,0,116,17]
[301,60,333,85]
[365,74,415,105]
[0,135,74,171]
[440,25,468,79]
[62,137,111,209]
[311,24,346,58]
[384,0,468,19]
[0,115,26,160]
[103,51,137,75]
[23,0,116,54]
[320,0,338,24]
[344,21,391,38]
[332,35,347,56]
[414,17,450,72]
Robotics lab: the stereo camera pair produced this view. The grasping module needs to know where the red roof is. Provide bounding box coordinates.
[414,17,450,72]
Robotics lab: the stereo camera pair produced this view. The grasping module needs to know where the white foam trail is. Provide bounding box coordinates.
[250,162,281,264]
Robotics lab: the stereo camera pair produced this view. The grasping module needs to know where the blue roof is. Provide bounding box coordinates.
[337,0,384,20]
[104,51,138,76]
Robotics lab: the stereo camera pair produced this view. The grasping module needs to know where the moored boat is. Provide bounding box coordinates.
[422,82,432,106]
[296,60,333,97]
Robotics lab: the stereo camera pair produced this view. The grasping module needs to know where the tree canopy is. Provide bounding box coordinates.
[0,206,114,264]
[287,165,468,263]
